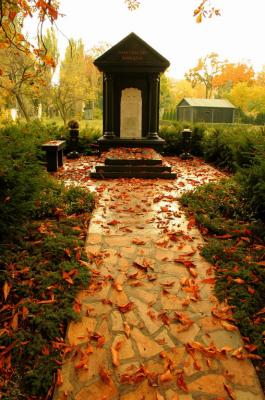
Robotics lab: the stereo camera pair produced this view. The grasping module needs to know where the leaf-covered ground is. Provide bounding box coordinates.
[0,186,94,399]
[50,155,264,399]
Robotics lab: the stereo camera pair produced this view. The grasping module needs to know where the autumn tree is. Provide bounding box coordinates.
[185,53,223,99]
[37,27,59,117]
[227,82,265,116]
[0,45,47,120]
[213,62,254,95]
[53,39,89,124]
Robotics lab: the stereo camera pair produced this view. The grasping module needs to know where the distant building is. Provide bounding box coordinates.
[176,98,237,123]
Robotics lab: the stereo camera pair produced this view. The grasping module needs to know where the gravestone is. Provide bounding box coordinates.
[120,88,142,138]
[93,32,170,152]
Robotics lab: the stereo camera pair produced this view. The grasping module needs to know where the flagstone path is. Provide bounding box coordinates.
[53,157,264,400]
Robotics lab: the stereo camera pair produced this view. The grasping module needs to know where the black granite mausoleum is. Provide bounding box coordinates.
[94,32,170,152]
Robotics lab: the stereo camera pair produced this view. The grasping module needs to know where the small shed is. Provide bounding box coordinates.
[176,98,237,123]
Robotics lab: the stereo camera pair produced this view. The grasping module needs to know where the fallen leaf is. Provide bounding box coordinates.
[156,391,165,400]
[11,312,19,331]
[201,277,216,284]
[132,238,146,245]
[247,286,255,295]
[107,219,120,226]
[234,278,245,284]
[160,369,174,383]
[111,341,123,367]
[221,321,238,332]
[56,369,63,386]
[124,322,130,338]
[99,367,111,385]
[118,302,134,313]
[97,336,106,348]
[3,281,11,301]
[176,372,188,392]
[113,282,123,292]
[64,248,71,258]
[224,383,236,399]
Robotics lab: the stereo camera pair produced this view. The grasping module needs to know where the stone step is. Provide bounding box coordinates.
[105,158,163,166]
[90,169,177,179]
[95,164,171,173]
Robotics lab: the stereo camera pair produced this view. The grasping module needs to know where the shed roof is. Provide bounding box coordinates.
[178,98,236,108]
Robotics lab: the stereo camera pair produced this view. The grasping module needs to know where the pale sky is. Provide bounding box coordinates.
[25,0,265,79]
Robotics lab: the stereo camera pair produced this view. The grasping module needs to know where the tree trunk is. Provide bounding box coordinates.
[15,93,30,121]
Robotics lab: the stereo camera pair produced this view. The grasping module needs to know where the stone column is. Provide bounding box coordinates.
[147,73,160,139]
[103,73,115,138]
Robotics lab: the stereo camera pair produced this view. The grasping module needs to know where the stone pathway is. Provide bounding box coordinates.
[53,157,264,400]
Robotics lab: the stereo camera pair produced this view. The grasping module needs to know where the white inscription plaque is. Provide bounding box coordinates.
[120,88,142,138]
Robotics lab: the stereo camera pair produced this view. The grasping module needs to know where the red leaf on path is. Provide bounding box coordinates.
[3,281,12,301]
[111,341,123,366]
[99,367,111,384]
[120,365,149,384]
[176,372,188,392]
[160,369,174,383]
[187,215,196,230]
[118,302,134,313]
[107,219,120,226]
[201,277,216,284]
[215,234,233,239]
[97,336,106,348]
[174,258,196,269]
[133,258,151,270]
[224,383,236,399]
[132,238,146,245]
[159,312,171,326]
[56,369,63,386]
[221,321,238,331]
[113,282,123,292]
[124,322,131,338]
[73,300,82,313]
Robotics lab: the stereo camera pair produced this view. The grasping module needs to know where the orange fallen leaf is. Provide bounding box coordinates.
[75,358,88,370]
[189,268,198,278]
[111,341,123,367]
[132,238,146,245]
[201,277,216,284]
[160,369,174,383]
[224,383,236,399]
[221,321,238,332]
[187,215,196,229]
[3,281,11,301]
[233,278,245,284]
[107,219,120,226]
[56,369,63,386]
[99,367,111,385]
[97,336,106,348]
[124,322,130,338]
[64,248,71,258]
[118,302,134,313]
[113,282,123,292]
[156,391,165,400]
[176,372,188,392]
[247,286,255,295]
[11,312,19,331]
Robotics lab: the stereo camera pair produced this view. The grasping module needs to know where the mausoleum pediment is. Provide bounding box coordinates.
[94,32,170,72]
